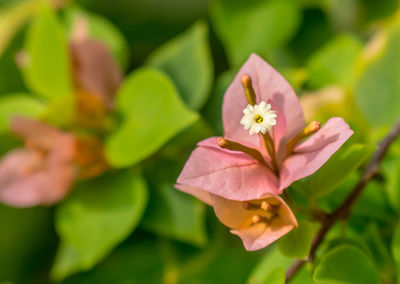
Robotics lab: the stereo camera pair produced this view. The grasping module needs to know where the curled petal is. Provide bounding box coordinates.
[211,194,297,251]
[174,184,213,206]
[279,117,353,190]
[177,137,279,201]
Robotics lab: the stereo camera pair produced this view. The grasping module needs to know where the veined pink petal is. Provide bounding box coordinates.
[211,194,297,251]
[279,117,353,190]
[222,54,305,158]
[177,137,279,201]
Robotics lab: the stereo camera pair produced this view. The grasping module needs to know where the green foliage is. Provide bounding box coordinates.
[313,245,379,284]
[247,246,313,284]
[0,204,54,283]
[382,156,400,213]
[210,0,301,66]
[105,68,198,168]
[22,2,73,101]
[355,21,400,127]
[294,143,375,199]
[393,222,400,283]
[0,0,37,56]
[147,21,213,110]
[307,33,363,89]
[51,171,148,281]
[278,221,315,259]
[262,267,285,284]
[0,93,45,133]
[143,183,207,247]
[64,5,130,69]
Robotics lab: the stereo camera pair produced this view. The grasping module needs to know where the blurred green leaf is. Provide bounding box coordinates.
[364,223,396,282]
[105,68,198,168]
[202,70,235,136]
[22,2,73,101]
[247,245,313,284]
[355,22,400,126]
[210,0,301,66]
[62,236,164,284]
[392,222,400,283]
[143,183,207,246]
[262,267,285,284]
[382,156,400,213]
[51,171,148,281]
[147,21,213,110]
[313,245,379,284]
[0,204,54,283]
[64,5,129,69]
[294,143,375,199]
[0,93,45,133]
[278,221,314,259]
[307,33,362,89]
[0,0,37,56]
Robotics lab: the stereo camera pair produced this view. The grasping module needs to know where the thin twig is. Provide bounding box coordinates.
[285,118,400,283]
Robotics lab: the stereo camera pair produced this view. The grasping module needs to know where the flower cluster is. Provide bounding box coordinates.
[0,18,121,207]
[176,54,353,250]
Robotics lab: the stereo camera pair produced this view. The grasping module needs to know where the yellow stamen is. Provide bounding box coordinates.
[217,137,271,170]
[241,74,256,106]
[252,215,261,223]
[261,201,270,211]
[285,121,321,158]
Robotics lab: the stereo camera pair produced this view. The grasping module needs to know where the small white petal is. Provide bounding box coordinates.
[240,100,277,135]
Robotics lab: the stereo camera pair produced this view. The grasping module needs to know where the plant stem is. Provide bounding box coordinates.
[285,118,400,283]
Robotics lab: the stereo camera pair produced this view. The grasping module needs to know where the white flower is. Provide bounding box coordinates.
[240,101,277,135]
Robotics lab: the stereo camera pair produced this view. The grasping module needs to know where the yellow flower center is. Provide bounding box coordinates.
[254,115,263,124]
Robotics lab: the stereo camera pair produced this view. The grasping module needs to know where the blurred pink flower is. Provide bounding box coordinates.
[176,54,353,250]
[0,117,76,207]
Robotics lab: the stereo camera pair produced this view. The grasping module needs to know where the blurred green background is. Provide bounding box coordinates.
[1,0,400,283]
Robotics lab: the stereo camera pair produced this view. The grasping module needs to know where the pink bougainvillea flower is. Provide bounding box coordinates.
[70,16,123,110]
[0,117,76,207]
[176,54,353,250]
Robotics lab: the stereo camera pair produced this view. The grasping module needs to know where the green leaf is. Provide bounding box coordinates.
[64,5,129,69]
[0,204,53,283]
[313,245,379,284]
[355,22,400,126]
[0,0,37,56]
[278,221,315,259]
[392,222,400,283]
[364,223,396,281]
[247,245,313,284]
[0,93,45,133]
[51,171,148,281]
[143,182,207,247]
[202,70,236,136]
[294,143,375,199]
[22,2,73,101]
[210,0,301,66]
[262,267,285,284]
[382,156,400,213]
[307,33,363,89]
[147,21,213,110]
[105,68,198,168]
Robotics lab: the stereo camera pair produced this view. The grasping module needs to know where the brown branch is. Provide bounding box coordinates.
[285,118,400,283]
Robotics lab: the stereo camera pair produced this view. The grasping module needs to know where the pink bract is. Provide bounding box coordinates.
[0,117,76,207]
[176,54,353,250]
